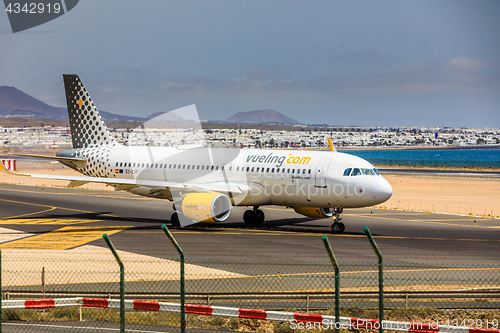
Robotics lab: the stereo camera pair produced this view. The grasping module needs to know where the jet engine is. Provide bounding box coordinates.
[180,192,232,223]
[293,206,333,219]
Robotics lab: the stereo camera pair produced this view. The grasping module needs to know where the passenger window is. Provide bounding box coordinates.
[297,169,300,174]
[237,167,239,171]
[133,163,136,167]
[308,169,311,174]
[251,167,254,172]
[211,165,214,170]
[287,169,290,173]
[187,165,190,169]
[183,165,185,169]
[116,162,119,167]
[352,168,361,176]
[277,168,280,173]
[142,163,145,168]
[246,167,250,172]
[216,166,219,170]
[303,169,306,174]
[266,168,270,172]
[197,165,200,170]
[292,169,295,174]
[272,168,275,173]
[119,163,123,167]
[173,165,176,169]
[343,168,352,176]
[229,166,232,171]
[159,164,162,168]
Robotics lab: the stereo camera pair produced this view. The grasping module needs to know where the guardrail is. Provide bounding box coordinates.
[4,290,499,310]
[4,297,500,333]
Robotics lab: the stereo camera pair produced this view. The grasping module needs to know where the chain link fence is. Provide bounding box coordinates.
[1,235,499,332]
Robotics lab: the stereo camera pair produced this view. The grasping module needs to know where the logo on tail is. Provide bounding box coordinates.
[63,74,118,149]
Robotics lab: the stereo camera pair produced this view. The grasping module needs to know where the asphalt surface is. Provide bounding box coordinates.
[1,183,499,267]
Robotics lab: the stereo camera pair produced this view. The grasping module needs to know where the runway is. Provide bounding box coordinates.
[0,183,499,267]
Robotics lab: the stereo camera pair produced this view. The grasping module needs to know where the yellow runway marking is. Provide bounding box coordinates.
[0,226,130,250]
[0,198,143,223]
[344,213,500,229]
[0,187,143,200]
[0,218,99,225]
[0,206,57,220]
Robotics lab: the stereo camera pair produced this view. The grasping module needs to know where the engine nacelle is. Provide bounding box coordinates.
[293,206,333,219]
[181,193,232,223]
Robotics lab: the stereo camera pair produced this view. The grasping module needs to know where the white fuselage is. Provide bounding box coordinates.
[63,145,393,209]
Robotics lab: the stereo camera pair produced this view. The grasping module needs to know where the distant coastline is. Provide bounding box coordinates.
[341,147,500,169]
[340,144,500,151]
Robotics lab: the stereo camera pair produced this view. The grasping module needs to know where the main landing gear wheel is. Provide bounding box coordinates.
[171,212,181,227]
[243,207,265,225]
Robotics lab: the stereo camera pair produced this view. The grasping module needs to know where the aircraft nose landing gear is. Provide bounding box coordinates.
[331,207,345,234]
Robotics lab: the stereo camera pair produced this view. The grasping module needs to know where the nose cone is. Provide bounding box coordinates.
[372,177,393,203]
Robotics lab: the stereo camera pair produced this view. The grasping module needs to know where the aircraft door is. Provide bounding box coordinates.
[315,158,331,188]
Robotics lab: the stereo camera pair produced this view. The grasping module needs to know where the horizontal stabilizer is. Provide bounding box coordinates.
[9,153,87,168]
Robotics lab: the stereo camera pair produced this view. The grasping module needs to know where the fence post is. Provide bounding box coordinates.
[321,235,340,333]
[162,224,185,333]
[103,234,125,333]
[363,227,383,333]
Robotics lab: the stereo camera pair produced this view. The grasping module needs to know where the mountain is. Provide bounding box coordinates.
[225,109,301,125]
[0,86,146,122]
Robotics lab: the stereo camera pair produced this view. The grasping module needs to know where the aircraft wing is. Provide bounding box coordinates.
[0,159,245,195]
[0,161,186,189]
[185,182,244,195]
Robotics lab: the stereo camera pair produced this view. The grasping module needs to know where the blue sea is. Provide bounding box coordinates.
[341,148,500,168]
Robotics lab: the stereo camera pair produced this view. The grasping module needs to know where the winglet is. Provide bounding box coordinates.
[0,159,13,174]
[0,159,29,177]
[327,138,337,152]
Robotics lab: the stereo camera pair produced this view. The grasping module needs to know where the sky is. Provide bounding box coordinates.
[1,0,499,128]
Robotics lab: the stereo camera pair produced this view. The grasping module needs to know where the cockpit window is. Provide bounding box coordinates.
[352,168,361,176]
[361,168,376,175]
[374,168,380,175]
[343,168,352,176]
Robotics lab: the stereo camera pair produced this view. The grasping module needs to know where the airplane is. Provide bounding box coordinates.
[0,74,393,233]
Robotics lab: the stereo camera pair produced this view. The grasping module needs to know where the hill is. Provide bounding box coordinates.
[0,86,146,122]
[225,109,301,125]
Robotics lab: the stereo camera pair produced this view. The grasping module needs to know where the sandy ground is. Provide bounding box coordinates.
[380,175,500,218]
[2,161,500,218]
[0,228,243,286]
